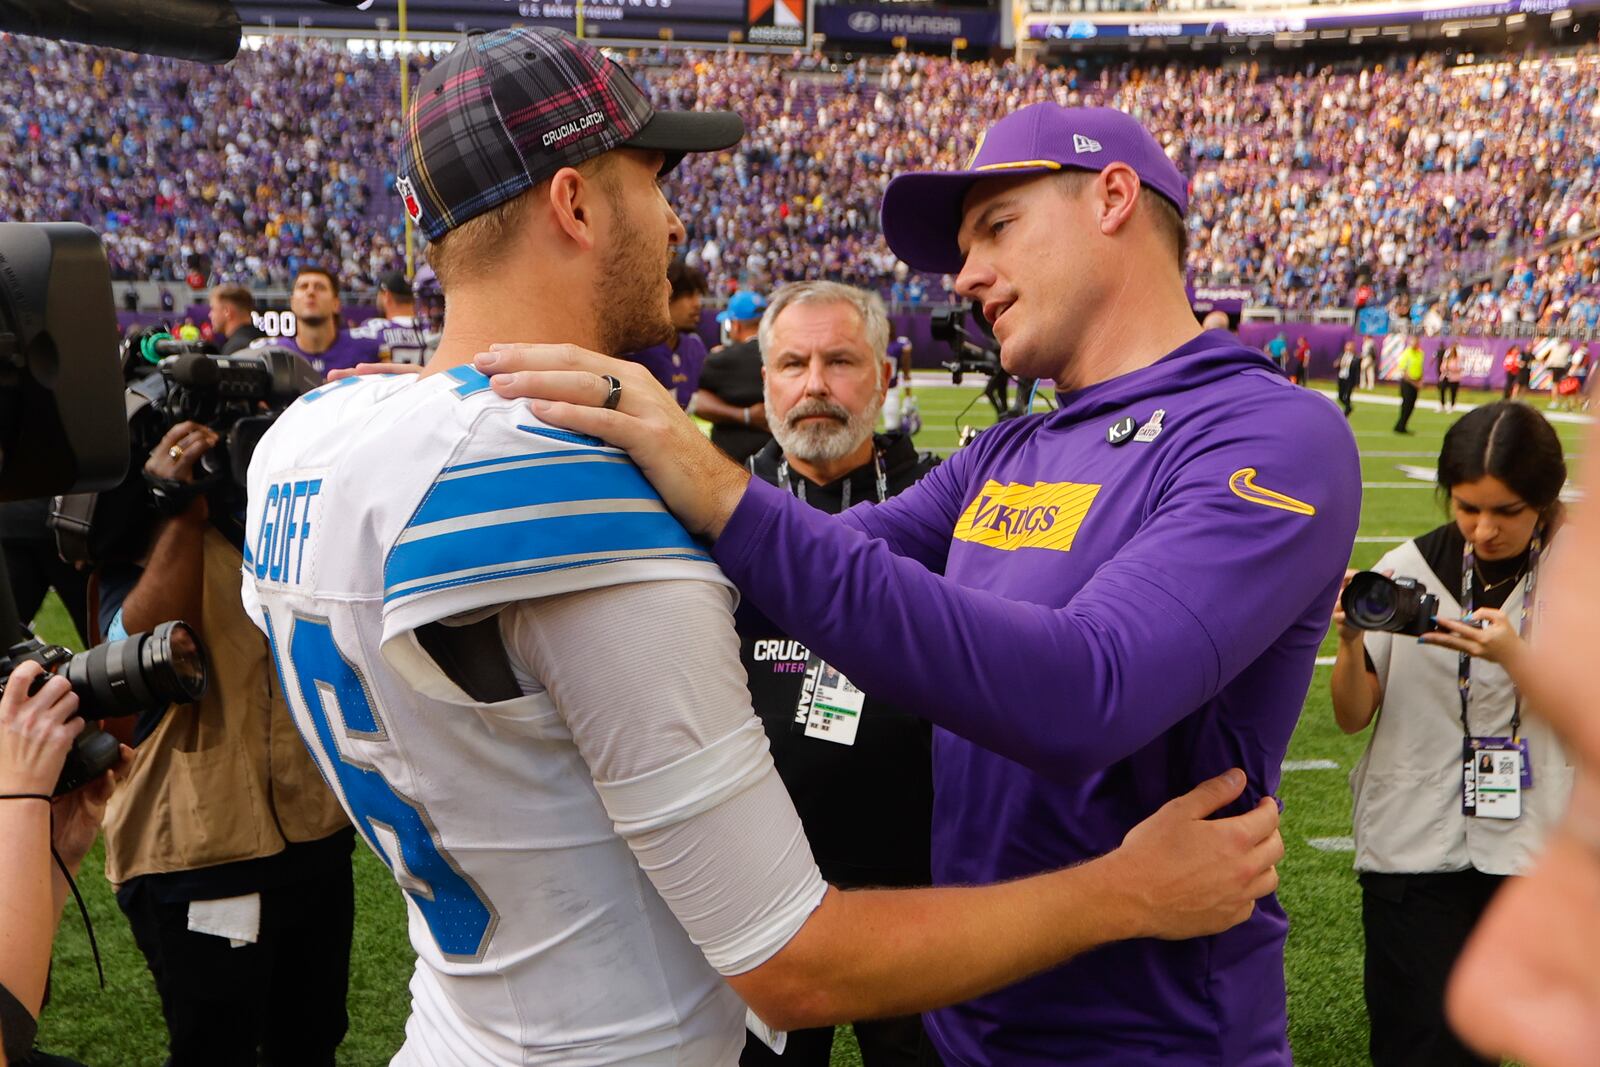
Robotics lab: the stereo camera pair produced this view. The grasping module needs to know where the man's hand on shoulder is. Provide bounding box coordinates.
[1100,769,1283,941]
[476,344,750,539]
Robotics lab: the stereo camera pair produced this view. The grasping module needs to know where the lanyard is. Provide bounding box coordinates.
[775,449,887,509]
[1458,526,1541,740]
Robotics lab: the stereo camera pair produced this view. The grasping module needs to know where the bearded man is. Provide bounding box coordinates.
[735,280,942,1066]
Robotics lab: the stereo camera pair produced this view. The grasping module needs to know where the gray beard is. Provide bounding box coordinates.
[766,388,882,467]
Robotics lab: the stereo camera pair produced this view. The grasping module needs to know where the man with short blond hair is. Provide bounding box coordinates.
[208,282,265,354]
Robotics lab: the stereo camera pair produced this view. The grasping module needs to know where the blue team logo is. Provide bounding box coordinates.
[1065,20,1099,38]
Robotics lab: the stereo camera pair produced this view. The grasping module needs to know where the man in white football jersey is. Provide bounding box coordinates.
[243,28,1285,1066]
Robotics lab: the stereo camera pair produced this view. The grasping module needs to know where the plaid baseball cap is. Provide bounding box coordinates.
[398,28,743,242]
[880,104,1189,274]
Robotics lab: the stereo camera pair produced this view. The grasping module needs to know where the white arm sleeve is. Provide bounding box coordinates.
[499,579,828,976]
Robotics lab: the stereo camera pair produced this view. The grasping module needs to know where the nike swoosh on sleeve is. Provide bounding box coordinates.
[1228,467,1317,516]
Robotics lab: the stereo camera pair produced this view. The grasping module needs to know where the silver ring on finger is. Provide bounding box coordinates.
[600,374,623,411]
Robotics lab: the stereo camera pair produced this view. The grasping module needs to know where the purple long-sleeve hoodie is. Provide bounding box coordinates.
[711,331,1361,1066]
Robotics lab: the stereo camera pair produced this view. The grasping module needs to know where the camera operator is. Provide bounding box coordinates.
[207,284,266,356]
[737,283,941,1067]
[0,662,128,1066]
[1330,401,1574,1067]
[94,419,354,1067]
[253,267,380,378]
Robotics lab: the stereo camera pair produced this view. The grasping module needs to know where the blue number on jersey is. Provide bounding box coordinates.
[269,613,497,961]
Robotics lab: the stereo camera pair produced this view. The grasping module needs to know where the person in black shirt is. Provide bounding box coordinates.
[735,282,942,1067]
[694,289,772,463]
[207,283,266,354]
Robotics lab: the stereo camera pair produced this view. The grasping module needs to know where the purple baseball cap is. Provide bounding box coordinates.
[880,104,1189,274]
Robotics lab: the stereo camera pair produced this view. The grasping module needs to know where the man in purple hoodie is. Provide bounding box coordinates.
[475,104,1362,1066]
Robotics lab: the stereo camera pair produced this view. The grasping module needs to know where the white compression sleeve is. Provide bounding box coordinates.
[499,579,828,976]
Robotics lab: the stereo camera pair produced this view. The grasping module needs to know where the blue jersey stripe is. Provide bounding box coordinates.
[441,447,618,475]
[386,509,703,591]
[410,455,659,528]
[384,549,714,603]
[517,424,606,447]
[302,376,364,404]
[445,365,494,397]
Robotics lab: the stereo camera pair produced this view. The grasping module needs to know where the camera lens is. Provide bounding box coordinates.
[1343,572,1398,629]
[61,620,209,719]
[144,621,208,704]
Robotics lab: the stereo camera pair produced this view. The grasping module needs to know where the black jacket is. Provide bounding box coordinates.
[219,322,268,354]
[736,431,940,887]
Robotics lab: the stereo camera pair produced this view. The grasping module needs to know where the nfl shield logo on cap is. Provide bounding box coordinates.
[397,176,423,224]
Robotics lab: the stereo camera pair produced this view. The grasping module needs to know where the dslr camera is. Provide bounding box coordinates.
[0,622,208,795]
[1341,573,1438,637]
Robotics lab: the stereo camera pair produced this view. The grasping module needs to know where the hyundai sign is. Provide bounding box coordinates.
[815,3,1000,43]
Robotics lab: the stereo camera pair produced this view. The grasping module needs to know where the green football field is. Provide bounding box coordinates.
[24,380,1589,1065]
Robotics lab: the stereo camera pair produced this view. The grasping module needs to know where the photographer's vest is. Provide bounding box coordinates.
[104,527,348,886]
[1350,537,1574,877]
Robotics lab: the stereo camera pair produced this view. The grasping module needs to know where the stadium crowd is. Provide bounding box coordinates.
[0,34,406,289]
[6,23,1600,1067]
[653,48,1600,315]
[4,36,1600,321]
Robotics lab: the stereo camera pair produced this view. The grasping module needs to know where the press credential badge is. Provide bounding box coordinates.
[793,654,865,746]
[1462,737,1522,820]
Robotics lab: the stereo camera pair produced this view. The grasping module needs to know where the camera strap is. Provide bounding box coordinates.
[0,797,105,989]
[1457,525,1543,742]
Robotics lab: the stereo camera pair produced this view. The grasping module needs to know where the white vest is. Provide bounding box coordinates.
[1351,536,1573,876]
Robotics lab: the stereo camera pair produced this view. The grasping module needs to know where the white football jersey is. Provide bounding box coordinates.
[241,366,752,1065]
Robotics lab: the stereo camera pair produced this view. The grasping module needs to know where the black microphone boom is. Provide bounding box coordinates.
[0,0,241,62]
[0,0,374,64]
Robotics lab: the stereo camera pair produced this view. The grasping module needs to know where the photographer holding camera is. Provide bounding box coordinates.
[93,413,353,1067]
[1330,401,1575,1067]
[0,661,129,1066]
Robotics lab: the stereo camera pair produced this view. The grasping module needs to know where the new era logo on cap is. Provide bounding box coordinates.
[1073,134,1104,154]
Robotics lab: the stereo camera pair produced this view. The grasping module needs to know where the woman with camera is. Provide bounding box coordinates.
[1330,401,1575,1067]
[0,663,124,1065]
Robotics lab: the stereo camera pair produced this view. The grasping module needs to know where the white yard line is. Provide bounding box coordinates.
[1307,836,1356,853]
[1312,387,1593,424]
